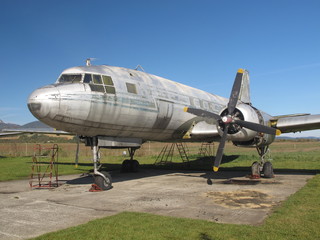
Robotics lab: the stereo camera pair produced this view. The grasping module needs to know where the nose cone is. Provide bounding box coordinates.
[28,85,60,120]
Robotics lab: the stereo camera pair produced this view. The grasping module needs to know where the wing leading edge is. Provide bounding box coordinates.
[271,114,320,133]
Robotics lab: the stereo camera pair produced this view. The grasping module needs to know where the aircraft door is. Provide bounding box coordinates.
[153,100,173,129]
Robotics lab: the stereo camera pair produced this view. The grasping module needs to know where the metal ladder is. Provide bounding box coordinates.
[154,143,190,166]
[29,144,59,189]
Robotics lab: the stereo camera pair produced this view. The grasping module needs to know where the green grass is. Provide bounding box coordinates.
[0,156,93,181]
[30,174,320,240]
[1,141,320,182]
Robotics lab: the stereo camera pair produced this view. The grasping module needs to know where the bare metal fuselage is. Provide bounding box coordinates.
[28,65,272,145]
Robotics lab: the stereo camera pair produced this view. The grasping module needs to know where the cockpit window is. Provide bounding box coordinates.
[83,74,92,83]
[93,75,102,84]
[102,75,113,85]
[83,74,116,94]
[58,74,82,83]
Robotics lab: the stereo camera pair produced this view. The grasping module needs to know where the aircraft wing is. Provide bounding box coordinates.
[272,114,320,133]
[0,131,23,137]
[1,128,71,136]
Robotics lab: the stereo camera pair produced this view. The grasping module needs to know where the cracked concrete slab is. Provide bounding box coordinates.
[0,169,314,240]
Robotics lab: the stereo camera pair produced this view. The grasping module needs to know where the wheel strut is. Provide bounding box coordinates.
[91,137,112,190]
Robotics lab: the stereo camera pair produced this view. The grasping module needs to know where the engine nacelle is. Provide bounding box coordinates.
[217,103,275,147]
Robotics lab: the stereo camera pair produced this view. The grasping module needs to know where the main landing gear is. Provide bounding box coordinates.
[121,147,140,172]
[251,145,274,178]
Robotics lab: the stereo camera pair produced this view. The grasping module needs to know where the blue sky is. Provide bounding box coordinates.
[1,0,320,137]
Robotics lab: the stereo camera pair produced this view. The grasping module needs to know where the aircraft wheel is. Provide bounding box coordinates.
[251,161,260,178]
[131,160,140,172]
[94,171,112,190]
[121,160,131,172]
[263,162,274,178]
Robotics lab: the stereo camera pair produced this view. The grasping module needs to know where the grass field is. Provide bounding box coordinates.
[1,140,319,182]
[0,140,319,239]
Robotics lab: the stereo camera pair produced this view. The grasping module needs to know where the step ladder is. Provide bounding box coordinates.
[29,144,60,189]
[198,142,215,157]
[154,143,190,166]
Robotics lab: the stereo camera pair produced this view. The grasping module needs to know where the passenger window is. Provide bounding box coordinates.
[126,83,137,94]
[93,75,102,84]
[102,76,114,85]
[84,74,92,83]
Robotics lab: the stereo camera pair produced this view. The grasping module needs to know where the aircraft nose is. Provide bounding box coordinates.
[28,85,60,120]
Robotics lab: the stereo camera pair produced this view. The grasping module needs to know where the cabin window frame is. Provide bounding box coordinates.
[126,82,138,94]
[84,74,116,94]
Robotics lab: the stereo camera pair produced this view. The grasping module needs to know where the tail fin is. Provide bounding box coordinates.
[239,69,251,105]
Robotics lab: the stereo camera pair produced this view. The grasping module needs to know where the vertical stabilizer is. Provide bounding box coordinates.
[239,69,251,105]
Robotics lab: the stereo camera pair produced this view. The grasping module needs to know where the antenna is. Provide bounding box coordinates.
[135,64,145,72]
[86,58,97,66]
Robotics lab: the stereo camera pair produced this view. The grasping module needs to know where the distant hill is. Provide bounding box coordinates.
[0,119,52,131]
[21,121,53,129]
[0,119,21,131]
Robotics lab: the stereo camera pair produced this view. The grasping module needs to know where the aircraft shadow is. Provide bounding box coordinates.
[50,156,319,186]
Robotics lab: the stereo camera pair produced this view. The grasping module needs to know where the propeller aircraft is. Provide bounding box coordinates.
[6,61,320,190]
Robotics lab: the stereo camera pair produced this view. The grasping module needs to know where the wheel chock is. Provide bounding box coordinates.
[89,184,103,192]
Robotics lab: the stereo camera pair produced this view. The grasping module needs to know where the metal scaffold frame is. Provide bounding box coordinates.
[29,144,60,189]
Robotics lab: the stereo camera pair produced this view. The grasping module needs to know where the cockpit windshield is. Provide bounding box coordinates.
[58,74,82,83]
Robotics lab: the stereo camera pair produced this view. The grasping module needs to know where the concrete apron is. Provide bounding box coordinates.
[0,169,314,240]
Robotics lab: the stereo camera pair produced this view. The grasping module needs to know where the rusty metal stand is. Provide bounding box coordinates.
[29,144,60,189]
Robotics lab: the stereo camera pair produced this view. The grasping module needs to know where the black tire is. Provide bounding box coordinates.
[251,161,260,178]
[94,171,112,190]
[131,160,140,172]
[121,160,131,172]
[263,162,274,178]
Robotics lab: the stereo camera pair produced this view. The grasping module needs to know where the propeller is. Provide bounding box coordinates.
[184,69,281,172]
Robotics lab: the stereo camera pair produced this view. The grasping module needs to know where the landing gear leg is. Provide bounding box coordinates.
[253,145,274,178]
[121,147,140,172]
[91,137,112,190]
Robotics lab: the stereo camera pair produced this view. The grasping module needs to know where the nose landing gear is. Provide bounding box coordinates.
[91,137,112,191]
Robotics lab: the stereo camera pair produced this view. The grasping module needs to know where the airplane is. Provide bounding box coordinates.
[7,60,320,190]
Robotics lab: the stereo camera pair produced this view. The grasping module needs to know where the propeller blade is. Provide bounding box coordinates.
[184,107,221,120]
[235,120,281,136]
[214,125,229,172]
[228,69,244,114]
